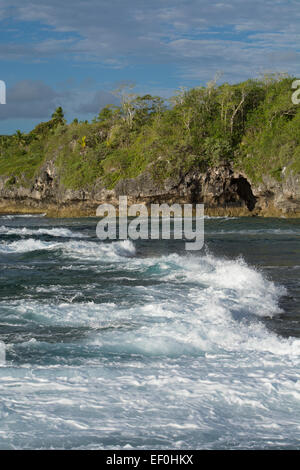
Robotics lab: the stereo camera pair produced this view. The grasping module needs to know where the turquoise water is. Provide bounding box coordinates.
[0,214,299,449]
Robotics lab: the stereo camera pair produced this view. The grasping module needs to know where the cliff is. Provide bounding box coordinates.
[0,160,299,217]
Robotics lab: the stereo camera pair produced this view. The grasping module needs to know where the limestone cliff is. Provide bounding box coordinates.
[0,161,299,217]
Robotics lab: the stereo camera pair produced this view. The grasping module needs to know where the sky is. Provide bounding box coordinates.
[0,0,299,134]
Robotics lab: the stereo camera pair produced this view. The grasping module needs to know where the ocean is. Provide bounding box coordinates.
[0,214,299,449]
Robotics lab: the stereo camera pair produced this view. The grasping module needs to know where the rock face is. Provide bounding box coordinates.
[0,162,299,217]
[115,165,258,212]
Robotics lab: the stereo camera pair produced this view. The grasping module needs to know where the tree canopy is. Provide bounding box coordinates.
[0,75,299,188]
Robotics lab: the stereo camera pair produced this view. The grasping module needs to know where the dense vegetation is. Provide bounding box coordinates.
[0,74,299,190]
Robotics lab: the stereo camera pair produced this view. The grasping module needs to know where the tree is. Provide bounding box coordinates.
[131,95,165,126]
[97,105,120,122]
[51,106,66,125]
[14,129,25,145]
[112,83,137,129]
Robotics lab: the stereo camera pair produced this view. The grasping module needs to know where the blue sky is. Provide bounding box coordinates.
[0,0,299,134]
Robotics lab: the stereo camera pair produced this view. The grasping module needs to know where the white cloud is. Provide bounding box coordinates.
[0,0,299,127]
[0,0,297,73]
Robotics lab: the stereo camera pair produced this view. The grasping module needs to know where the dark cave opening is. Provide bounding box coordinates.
[230,176,257,211]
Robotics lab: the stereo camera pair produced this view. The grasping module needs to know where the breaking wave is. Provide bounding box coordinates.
[1,250,294,358]
[0,237,136,260]
[0,226,88,238]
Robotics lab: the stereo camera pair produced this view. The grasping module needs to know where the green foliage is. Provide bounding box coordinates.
[0,77,299,191]
[51,106,66,125]
[97,104,120,122]
[203,137,232,165]
[80,136,86,148]
[236,77,300,182]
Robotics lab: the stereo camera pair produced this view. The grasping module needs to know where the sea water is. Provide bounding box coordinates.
[0,214,299,449]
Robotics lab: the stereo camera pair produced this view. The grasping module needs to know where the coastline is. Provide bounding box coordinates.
[0,200,298,218]
[1,162,299,219]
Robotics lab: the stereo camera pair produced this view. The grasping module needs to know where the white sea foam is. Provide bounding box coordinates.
[0,226,88,238]
[0,237,299,449]
[0,238,59,253]
[1,251,295,358]
[0,238,135,259]
[62,239,136,260]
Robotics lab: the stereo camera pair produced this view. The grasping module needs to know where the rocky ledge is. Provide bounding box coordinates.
[0,162,299,217]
